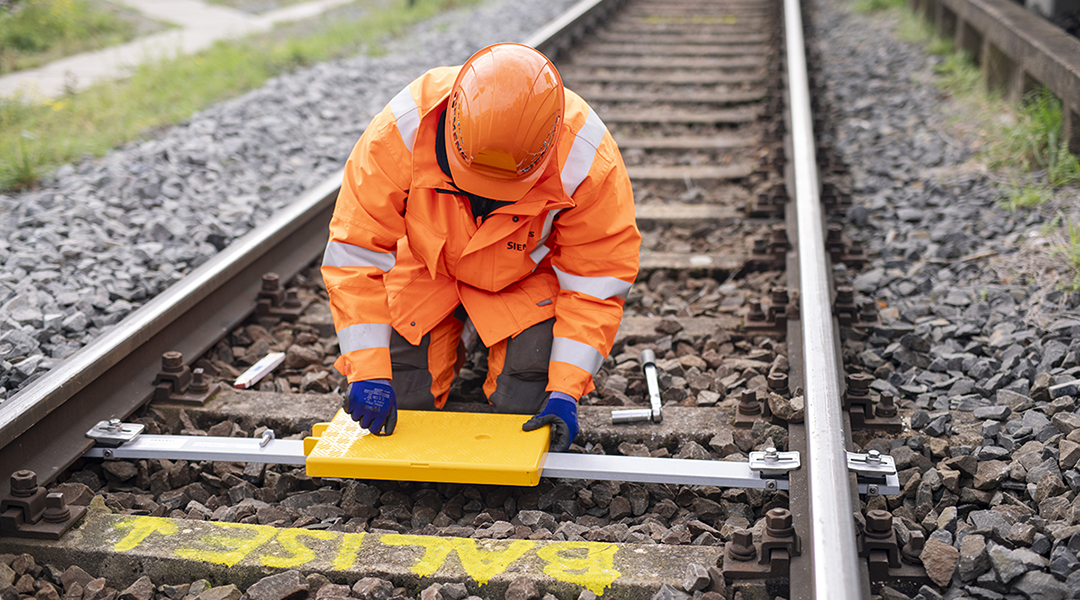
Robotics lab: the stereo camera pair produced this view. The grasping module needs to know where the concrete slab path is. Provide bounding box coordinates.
[0,0,355,101]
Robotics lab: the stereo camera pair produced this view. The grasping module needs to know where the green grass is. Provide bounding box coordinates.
[862,2,983,97]
[0,0,475,191]
[851,0,906,14]
[1053,216,1080,291]
[934,50,982,97]
[0,0,139,75]
[1000,184,1054,210]
[988,88,1080,186]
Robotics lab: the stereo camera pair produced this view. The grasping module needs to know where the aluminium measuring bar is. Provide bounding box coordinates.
[84,434,898,493]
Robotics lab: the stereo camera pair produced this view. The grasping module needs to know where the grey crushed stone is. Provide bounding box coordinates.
[680,563,710,592]
[245,571,307,600]
[648,584,690,600]
[352,578,393,600]
[0,0,580,400]
[502,578,539,600]
[812,0,1080,594]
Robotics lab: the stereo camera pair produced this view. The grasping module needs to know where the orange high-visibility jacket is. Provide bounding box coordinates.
[322,66,640,399]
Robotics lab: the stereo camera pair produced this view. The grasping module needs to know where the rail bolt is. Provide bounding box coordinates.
[826,223,843,244]
[770,286,789,305]
[767,372,789,395]
[261,272,281,291]
[42,492,71,523]
[858,299,877,322]
[10,470,37,497]
[765,508,794,538]
[161,351,184,373]
[727,529,757,562]
[738,390,762,416]
[835,285,854,305]
[846,372,873,393]
[283,289,302,308]
[748,300,766,322]
[865,509,893,537]
[769,223,788,248]
[901,530,925,565]
[875,392,898,418]
[189,368,209,394]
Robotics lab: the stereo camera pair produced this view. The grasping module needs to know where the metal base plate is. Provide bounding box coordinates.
[0,505,87,540]
[304,409,549,486]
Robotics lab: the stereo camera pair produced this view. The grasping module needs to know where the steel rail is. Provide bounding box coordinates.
[0,0,621,496]
[784,0,864,596]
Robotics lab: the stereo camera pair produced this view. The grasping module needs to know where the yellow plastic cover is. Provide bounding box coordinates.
[304,409,549,486]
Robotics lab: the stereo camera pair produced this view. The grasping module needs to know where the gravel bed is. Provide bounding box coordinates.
[0,0,581,402]
[15,0,1061,597]
[186,260,790,418]
[633,184,753,206]
[0,557,704,600]
[810,0,1080,597]
[637,222,772,256]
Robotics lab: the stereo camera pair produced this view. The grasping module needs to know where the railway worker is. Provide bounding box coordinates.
[321,43,640,452]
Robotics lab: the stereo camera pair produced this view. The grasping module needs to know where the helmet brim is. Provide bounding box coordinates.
[445,143,548,202]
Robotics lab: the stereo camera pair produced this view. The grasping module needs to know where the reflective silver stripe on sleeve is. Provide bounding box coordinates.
[560,109,607,197]
[550,337,605,376]
[554,267,632,300]
[529,208,563,266]
[323,241,397,272]
[337,323,392,354]
[389,86,420,152]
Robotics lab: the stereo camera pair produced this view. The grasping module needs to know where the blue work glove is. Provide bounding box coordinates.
[344,379,397,436]
[522,392,578,452]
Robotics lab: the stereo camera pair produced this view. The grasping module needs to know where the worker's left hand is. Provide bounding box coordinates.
[522,392,578,451]
[344,379,397,436]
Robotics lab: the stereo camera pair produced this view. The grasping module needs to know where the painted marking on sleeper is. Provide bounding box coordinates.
[110,516,620,595]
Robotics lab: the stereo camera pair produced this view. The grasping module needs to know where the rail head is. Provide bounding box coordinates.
[784,0,864,597]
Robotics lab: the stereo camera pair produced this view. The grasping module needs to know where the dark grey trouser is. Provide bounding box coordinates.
[390,312,553,415]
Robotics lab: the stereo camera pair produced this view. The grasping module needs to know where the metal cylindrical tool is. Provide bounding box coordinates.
[611,349,663,424]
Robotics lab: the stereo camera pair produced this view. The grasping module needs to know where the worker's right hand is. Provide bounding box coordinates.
[344,379,397,435]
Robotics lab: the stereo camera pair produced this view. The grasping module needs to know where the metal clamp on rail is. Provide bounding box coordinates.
[84,430,308,465]
[847,450,900,496]
[748,447,801,491]
[611,349,663,424]
[86,419,144,449]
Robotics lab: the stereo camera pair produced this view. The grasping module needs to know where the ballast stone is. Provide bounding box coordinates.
[1012,570,1070,600]
[246,570,307,600]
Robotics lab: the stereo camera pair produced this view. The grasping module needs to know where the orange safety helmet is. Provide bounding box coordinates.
[446,43,565,202]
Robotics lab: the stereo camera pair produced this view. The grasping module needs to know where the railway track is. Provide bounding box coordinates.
[0,0,908,598]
